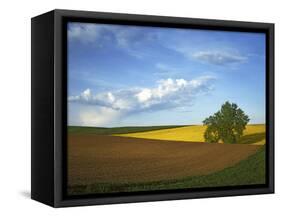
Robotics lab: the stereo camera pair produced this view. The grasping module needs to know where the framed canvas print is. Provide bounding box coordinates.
[31,9,274,207]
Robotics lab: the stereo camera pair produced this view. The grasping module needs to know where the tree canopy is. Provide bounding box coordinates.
[203,101,250,144]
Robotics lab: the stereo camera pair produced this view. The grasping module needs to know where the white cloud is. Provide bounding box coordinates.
[69,76,215,126]
[68,23,100,43]
[192,51,247,65]
[79,107,122,127]
[136,88,152,103]
[68,23,156,58]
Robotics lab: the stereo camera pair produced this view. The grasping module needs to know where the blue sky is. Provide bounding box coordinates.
[67,22,266,127]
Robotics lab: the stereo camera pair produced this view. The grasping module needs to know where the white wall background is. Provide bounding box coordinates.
[0,0,279,215]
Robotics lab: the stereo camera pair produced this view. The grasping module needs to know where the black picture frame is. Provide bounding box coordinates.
[31,9,274,207]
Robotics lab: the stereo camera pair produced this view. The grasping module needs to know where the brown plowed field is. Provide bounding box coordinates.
[68,134,260,186]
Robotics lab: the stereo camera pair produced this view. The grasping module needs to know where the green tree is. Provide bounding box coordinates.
[203,101,250,144]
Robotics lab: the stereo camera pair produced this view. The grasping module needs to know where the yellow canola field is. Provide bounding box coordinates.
[115,124,265,145]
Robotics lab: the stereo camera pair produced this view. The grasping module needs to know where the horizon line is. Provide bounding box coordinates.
[68,123,266,128]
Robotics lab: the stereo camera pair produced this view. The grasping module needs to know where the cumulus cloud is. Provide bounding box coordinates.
[68,76,215,125]
[192,51,247,65]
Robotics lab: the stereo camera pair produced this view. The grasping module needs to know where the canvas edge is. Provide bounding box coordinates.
[31,10,56,207]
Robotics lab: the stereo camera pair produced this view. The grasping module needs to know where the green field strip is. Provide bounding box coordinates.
[68,125,187,135]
